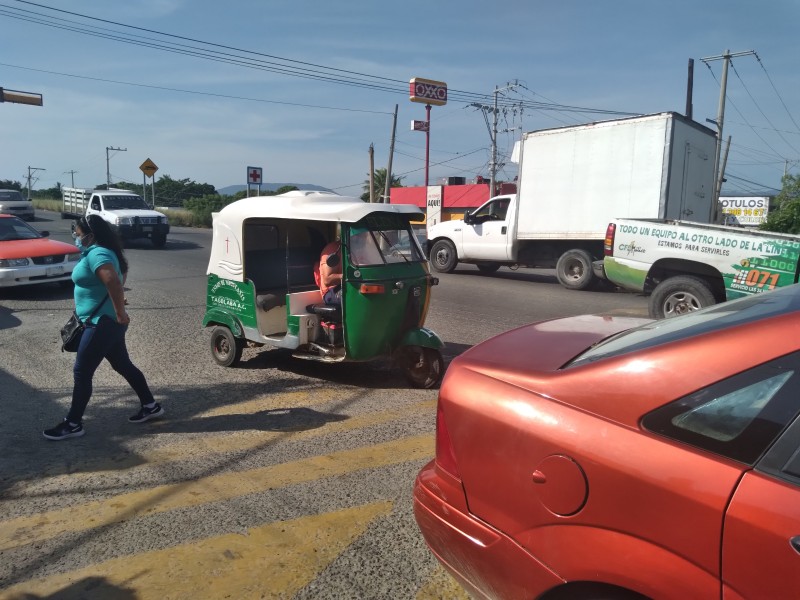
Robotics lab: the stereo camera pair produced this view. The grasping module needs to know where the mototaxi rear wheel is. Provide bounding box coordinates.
[210,326,244,367]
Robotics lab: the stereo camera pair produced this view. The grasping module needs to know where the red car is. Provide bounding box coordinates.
[414,285,800,600]
[0,214,79,287]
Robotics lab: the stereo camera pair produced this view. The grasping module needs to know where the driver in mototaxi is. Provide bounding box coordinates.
[314,241,342,305]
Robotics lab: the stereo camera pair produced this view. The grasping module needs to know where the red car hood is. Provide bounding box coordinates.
[456,314,651,374]
[1,238,78,260]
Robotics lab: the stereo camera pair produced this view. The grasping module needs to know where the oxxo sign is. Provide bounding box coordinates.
[409,78,447,106]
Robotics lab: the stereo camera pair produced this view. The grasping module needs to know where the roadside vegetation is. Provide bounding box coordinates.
[760,174,800,233]
[1,177,300,228]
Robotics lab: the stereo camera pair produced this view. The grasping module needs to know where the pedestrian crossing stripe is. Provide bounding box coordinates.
[0,502,394,600]
[0,435,434,552]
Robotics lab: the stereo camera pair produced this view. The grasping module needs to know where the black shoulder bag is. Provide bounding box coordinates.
[60,295,109,352]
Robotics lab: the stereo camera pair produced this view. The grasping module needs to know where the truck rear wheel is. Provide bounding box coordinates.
[476,263,500,274]
[430,240,458,273]
[649,276,716,319]
[556,250,595,290]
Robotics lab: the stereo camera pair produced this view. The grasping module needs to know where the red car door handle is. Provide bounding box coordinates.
[792,536,800,554]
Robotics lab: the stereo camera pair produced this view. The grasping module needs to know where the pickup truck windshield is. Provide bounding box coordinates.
[103,196,149,210]
[0,191,25,202]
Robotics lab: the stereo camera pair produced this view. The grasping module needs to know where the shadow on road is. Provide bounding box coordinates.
[0,305,22,330]
[7,576,138,600]
[0,283,74,302]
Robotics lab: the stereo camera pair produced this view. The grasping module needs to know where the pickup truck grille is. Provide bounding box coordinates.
[31,255,66,265]
[136,217,160,225]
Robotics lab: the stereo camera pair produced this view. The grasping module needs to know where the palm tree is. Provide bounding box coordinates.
[361,168,404,202]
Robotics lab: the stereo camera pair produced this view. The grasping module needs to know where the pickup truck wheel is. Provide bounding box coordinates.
[151,233,167,249]
[477,263,500,274]
[649,276,716,319]
[556,250,595,290]
[430,240,458,273]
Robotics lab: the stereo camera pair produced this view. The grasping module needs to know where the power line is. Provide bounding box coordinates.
[0,62,393,115]
[755,52,800,136]
[729,60,800,156]
[0,0,638,117]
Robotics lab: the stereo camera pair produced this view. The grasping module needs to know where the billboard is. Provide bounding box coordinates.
[409,78,447,106]
[719,196,770,226]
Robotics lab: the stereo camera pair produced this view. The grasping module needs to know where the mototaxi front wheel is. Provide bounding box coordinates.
[400,346,444,389]
[210,326,244,367]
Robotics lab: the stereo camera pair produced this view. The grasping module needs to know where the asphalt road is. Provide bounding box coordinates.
[0,211,648,599]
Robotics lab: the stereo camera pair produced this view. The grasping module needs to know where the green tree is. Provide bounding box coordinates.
[274,185,299,195]
[155,175,216,207]
[33,182,62,199]
[760,174,800,233]
[361,168,404,202]
[0,180,23,191]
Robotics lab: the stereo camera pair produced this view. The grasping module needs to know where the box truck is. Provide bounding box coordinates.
[426,112,717,289]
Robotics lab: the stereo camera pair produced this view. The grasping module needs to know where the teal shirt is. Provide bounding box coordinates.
[72,245,120,324]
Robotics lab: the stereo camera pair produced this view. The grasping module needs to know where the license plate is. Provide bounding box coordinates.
[46,266,64,277]
[142,226,153,232]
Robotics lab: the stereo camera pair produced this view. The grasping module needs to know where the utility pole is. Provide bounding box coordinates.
[384,104,398,204]
[25,166,45,200]
[700,50,755,222]
[106,146,127,187]
[685,58,694,120]
[489,86,499,198]
[471,81,520,198]
[368,143,375,203]
[64,170,77,188]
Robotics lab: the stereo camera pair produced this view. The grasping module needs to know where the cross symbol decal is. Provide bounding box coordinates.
[248,168,261,183]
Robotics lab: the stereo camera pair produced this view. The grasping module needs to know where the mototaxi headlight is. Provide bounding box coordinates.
[0,258,30,267]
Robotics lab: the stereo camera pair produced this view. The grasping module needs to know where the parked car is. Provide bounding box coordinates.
[0,214,79,287]
[414,285,800,600]
[0,189,34,221]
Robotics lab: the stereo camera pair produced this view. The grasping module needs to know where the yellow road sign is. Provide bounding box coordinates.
[140,158,159,177]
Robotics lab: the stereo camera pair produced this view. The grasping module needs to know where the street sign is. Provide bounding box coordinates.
[0,87,43,106]
[409,78,447,106]
[411,120,429,132]
[247,166,263,185]
[140,158,159,178]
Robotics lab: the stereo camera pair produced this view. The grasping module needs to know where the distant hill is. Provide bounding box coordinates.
[216,183,334,196]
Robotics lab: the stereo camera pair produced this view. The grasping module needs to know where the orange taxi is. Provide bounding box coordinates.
[414,284,800,599]
[0,214,80,287]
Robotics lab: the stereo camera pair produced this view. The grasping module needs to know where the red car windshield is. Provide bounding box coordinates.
[0,217,42,241]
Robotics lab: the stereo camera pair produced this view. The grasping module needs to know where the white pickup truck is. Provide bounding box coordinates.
[600,218,800,317]
[61,187,170,248]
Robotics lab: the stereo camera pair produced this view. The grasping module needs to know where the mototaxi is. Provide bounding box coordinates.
[202,191,444,388]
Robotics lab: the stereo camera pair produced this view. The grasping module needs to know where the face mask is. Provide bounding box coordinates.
[73,233,90,254]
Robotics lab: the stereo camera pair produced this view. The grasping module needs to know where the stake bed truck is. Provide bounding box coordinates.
[61,187,170,248]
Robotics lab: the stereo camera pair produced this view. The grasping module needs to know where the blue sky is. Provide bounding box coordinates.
[2,0,799,197]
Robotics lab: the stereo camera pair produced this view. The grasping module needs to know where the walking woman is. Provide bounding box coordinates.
[44,214,163,440]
